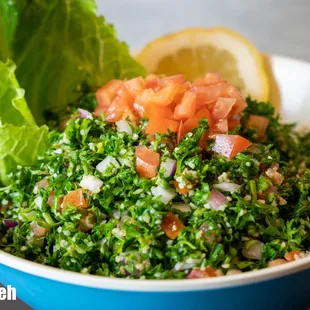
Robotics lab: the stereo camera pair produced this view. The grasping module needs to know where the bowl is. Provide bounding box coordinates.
[1,55,310,310]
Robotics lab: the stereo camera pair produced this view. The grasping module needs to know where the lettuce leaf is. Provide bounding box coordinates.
[12,0,146,124]
[0,124,48,185]
[0,59,36,126]
[0,60,48,185]
[0,1,18,61]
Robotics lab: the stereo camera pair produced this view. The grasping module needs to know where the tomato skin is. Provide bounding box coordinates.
[95,80,123,113]
[62,189,88,210]
[160,74,185,87]
[284,250,301,262]
[184,108,214,133]
[212,98,236,120]
[124,77,146,96]
[104,85,135,122]
[225,85,247,114]
[161,212,184,239]
[173,91,196,120]
[191,83,227,105]
[187,267,217,279]
[135,146,160,179]
[204,72,224,86]
[246,115,270,138]
[149,81,178,106]
[146,117,179,134]
[212,134,252,159]
[145,74,160,91]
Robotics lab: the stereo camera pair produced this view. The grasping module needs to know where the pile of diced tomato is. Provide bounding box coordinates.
[94,73,257,179]
[95,73,247,142]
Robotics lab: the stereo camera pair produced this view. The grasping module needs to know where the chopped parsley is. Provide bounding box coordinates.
[1,98,310,279]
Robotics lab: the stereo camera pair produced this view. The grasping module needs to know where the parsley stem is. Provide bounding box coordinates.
[249,180,257,202]
[42,212,55,226]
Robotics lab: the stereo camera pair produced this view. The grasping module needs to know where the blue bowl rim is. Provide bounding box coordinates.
[1,250,310,292]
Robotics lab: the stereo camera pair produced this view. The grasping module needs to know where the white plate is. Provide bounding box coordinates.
[272,55,310,124]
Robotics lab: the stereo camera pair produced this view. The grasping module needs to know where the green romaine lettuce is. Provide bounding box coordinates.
[0,124,48,185]
[12,0,146,124]
[0,59,36,126]
[0,1,18,61]
[0,60,48,185]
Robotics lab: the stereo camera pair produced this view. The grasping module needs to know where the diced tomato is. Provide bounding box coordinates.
[149,81,178,106]
[135,145,160,179]
[144,105,173,119]
[173,91,196,120]
[212,98,236,120]
[133,89,154,117]
[212,134,252,159]
[95,80,123,112]
[228,119,241,131]
[191,83,226,105]
[187,267,217,279]
[204,72,224,86]
[225,85,247,114]
[172,81,192,105]
[177,121,185,144]
[161,212,184,239]
[246,115,270,138]
[173,180,190,195]
[268,259,287,268]
[284,250,301,262]
[62,189,88,210]
[160,74,185,87]
[105,85,135,122]
[145,74,160,91]
[212,118,228,134]
[146,117,179,134]
[184,108,214,133]
[124,77,146,96]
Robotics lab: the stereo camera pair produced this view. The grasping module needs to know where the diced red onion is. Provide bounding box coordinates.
[172,203,191,213]
[161,158,177,178]
[116,120,132,135]
[3,219,18,228]
[151,185,176,204]
[31,222,48,237]
[207,191,228,210]
[78,109,93,119]
[213,182,240,193]
[243,240,264,260]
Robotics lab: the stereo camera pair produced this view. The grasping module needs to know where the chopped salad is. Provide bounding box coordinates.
[1,72,310,279]
[1,0,310,280]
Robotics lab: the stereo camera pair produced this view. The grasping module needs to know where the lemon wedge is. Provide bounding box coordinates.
[137,27,270,102]
[263,54,281,113]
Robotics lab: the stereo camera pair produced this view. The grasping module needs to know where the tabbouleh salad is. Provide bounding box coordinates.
[1,0,310,281]
[1,73,310,279]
